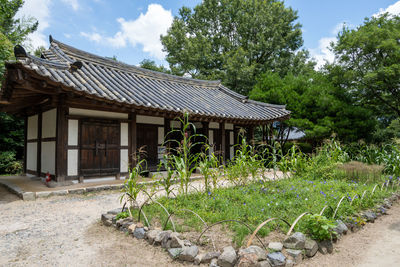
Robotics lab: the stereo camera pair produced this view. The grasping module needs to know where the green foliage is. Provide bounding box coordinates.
[331,13,400,118]
[115,211,129,221]
[0,150,22,174]
[156,154,176,198]
[304,214,337,241]
[164,112,204,195]
[250,71,376,143]
[161,0,311,95]
[139,59,171,74]
[0,0,38,44]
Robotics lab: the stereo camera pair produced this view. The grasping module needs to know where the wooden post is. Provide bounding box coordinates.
[23,115,27,175]
[37,112,42,177]
[221,122,226,163]
[129,112,137,166]
[55,104,68,182]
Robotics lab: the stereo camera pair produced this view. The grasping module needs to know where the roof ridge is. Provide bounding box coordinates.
[49,37,222,87]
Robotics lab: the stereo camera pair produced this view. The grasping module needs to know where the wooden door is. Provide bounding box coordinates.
[137,124,158,168]
[80,120,120,176]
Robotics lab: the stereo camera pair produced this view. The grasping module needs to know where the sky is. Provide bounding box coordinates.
[16,0,400,68]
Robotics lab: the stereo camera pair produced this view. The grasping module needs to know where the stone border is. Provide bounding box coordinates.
[0,176,204,201]
[101,192,400,267]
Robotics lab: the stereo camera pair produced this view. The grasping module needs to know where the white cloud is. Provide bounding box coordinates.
[309,37,336,69]
[61,0,79,11]
[374,1,400,17]
[80,4,173,60]
[16,0,51,49]
[80,32,102,43]
[64,33,72,38]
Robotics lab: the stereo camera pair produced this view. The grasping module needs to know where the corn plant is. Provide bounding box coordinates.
[156,154,176,198]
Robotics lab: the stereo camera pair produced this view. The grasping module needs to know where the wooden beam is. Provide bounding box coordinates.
[37,112,42,176]
[129,112,137,167]
[221,122,226,164]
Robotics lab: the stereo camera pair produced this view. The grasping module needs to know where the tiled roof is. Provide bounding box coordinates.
[9,37,290,122]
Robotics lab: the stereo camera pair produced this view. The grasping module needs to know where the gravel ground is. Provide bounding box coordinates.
[0,189,184,267]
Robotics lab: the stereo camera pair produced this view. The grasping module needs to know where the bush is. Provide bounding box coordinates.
[304,214,337,241]
[0,151,23,174]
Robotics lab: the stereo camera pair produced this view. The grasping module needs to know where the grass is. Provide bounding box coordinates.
[130,175,396,245]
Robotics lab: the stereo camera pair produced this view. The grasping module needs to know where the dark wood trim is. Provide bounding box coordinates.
[66,114,131,122]
[41,137,56,142]
[221,122,226,163]
[55,104,68,182]
[129,112,137,167]
[78,118,82,177]
[37,112,42,176]
[67,145,79,150]
[23,116,27,174]
[26,169,37,175]
[27,139,39,142]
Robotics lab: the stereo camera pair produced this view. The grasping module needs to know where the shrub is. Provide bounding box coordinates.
[0,151,23,174]
[303,214,337,241]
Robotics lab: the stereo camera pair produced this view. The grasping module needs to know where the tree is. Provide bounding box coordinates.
[332,13,400,118]
[0,0,37,44]
[139,59,171,74]
[249,71,376,143]
[0,0,38,171]
[161,0,310,95]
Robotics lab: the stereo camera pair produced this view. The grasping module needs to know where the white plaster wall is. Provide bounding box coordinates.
[209,122,220,129]
[230,132,234,145]
[225,123,234,130]
[27,115,38,140]
[208,130,214,144]
[120,149,129,173]
[67,149,78,176]
[158,127,165,145]
[42,109,57,138]
[41,141,56,175]
[193,122,203,129]
[68,119,79,146]
[170,121,181,129]
[69,108,128,119]
[136,115,164,125]
[26,142,37,171]
[120,123,129,146]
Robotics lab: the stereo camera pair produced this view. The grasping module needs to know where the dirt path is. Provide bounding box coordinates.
[299,202,400,267]
[0,190,184,267]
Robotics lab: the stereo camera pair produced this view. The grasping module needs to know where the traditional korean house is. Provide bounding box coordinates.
[0,36,290,184]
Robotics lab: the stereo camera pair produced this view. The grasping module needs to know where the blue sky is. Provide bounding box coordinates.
[17,0,400,68]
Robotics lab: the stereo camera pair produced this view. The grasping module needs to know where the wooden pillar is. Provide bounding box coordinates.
[23,115,27,175]
[129,112,137,166]
[36,112,42,177]
[164,118,171,145]
[55,105,68,182]
[221,122,226,163]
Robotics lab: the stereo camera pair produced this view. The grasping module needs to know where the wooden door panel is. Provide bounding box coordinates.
[137,124,158,167]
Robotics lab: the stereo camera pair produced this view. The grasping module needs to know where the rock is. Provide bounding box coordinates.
[238,245,268,261]
[128,224,136,233]
[22,192,36,201]
[285,249,302,264]
[68,188,85,194]
[285,259,294,267]
[36,191,52,198]
[334,220,348,235]
[107,208,125,215]
[377,206,388,215]
[283,232,306,250]
[318,240,333,255]
[257,261,271,267]
[267,252,286,267]
[133,227,146,239]
[179,245,199,262]
[237,253,258,267]
[145,229,160,245]
[52,190,68,196]
[195,252,221,265]
[217,246,237,267]
[363,211,377,223]
[154,230,172,246]
[304,239,318,257]
[383,200,392,209]
[168,248,183,259]
[101,214,114,226]
[210,258,219,267]
[268,242,283,252]
[170,232,185,248]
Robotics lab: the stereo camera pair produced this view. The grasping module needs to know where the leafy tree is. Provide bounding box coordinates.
[33,45,45,57]
[331,13,400,118]
[0,0,38,171]
[250,71,375,143]
[0,0,37,44]
[139,59,171,74]
[161,0,311,95]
